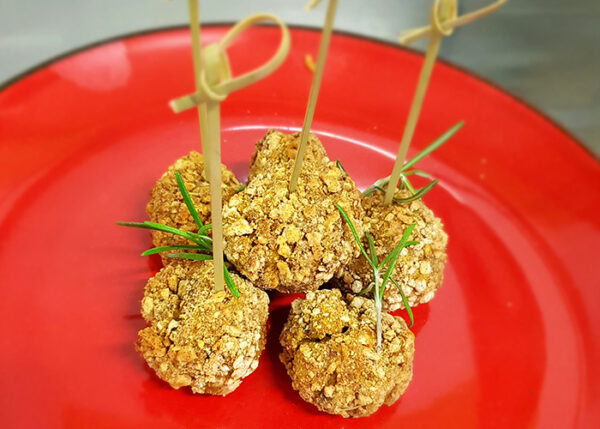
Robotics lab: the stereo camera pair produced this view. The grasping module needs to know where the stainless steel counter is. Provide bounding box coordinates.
[1,0,598,155]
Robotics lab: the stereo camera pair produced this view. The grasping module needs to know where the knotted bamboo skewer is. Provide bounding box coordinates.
[384,0,506,205]
[171,0,290,291]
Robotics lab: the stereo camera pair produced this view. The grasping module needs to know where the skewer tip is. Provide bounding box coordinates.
[305,0,322,12]
[168,99,179,113]
[304,54,316,72]
[397,31,411,45]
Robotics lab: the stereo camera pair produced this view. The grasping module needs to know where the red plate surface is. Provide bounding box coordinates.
[1,26,599,428]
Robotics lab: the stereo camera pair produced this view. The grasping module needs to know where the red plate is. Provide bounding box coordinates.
[1,26,598,428]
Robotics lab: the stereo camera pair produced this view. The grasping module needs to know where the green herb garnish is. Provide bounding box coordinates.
[363,121,464,202]
[335,204,418,351]
[236,183,247,193]
[336,159,348,176]
[117,172,239,297]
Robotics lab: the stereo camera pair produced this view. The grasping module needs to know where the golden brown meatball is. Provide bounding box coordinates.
[136,261,269,395]
[334,190,448,311]
[279,289,414,418]
[223,131,363,293]
[146,151,240,256]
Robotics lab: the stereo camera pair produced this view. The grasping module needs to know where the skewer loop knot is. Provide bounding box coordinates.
[399,0,507,45]
[430,0,457,37]
[170,12,290,112]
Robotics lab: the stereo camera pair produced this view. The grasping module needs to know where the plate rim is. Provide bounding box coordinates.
[0,24,597,427]
[0,23,597,160]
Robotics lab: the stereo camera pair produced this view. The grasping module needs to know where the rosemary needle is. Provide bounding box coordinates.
[390,278,414,328]
[373,180,438,204]
[335,204,373,269]
[336,159,348,176]
[365,232,377,267]
[141,244,203,257]
[403,121,464,171]
[116,221,211,250]
[363,121,463,201]
[175,171,204,230]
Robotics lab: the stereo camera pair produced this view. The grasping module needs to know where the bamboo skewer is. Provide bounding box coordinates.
[398,0,507,45]
[289,0,339,193]
[383,0,454,206]
[184,0,225,291]
[384,0,506,205]
[205,102,225,292]
[170,4,290,293]
[187,0,207,143]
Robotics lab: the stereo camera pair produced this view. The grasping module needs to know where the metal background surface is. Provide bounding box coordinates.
[1,0,598,154]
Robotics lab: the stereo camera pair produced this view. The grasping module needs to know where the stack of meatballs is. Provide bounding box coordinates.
[135,130,448,418]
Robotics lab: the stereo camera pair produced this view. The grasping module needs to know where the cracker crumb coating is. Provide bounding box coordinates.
[248,129,329,180]
[334,190,448,311]
[136,261,269,395]
[279,289,414,418]
[146,151,240,256]
[223,130,363,293]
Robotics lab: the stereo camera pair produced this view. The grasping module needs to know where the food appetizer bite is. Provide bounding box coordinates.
[333,123,461,310]
[223,0,349,295]
[137,261,269,395]
[223,130,363,293]
[280,206,418,417]
[331,0,504,315]
[279,289,414,417]
[146,151,240,262]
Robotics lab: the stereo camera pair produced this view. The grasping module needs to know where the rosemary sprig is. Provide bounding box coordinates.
[335,204,417,351]
[363,121,464,201]
[117,172,239,297]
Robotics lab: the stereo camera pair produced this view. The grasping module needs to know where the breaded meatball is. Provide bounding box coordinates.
[146,151,240,254]
[279,289,414,418]
[334,190,448,311]
[223,131,363,293]
[136,261,269,395]
[248,129,329,180]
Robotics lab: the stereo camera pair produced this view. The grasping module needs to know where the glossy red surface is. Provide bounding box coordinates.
[0,27,599,428]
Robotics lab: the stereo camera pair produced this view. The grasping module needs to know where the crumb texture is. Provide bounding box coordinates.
[334,190,448,310]
[224,130,363,293]
[279,289,414,418]
[136,261,269,395]
[248,129,328,180]
[146,151,239,258]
